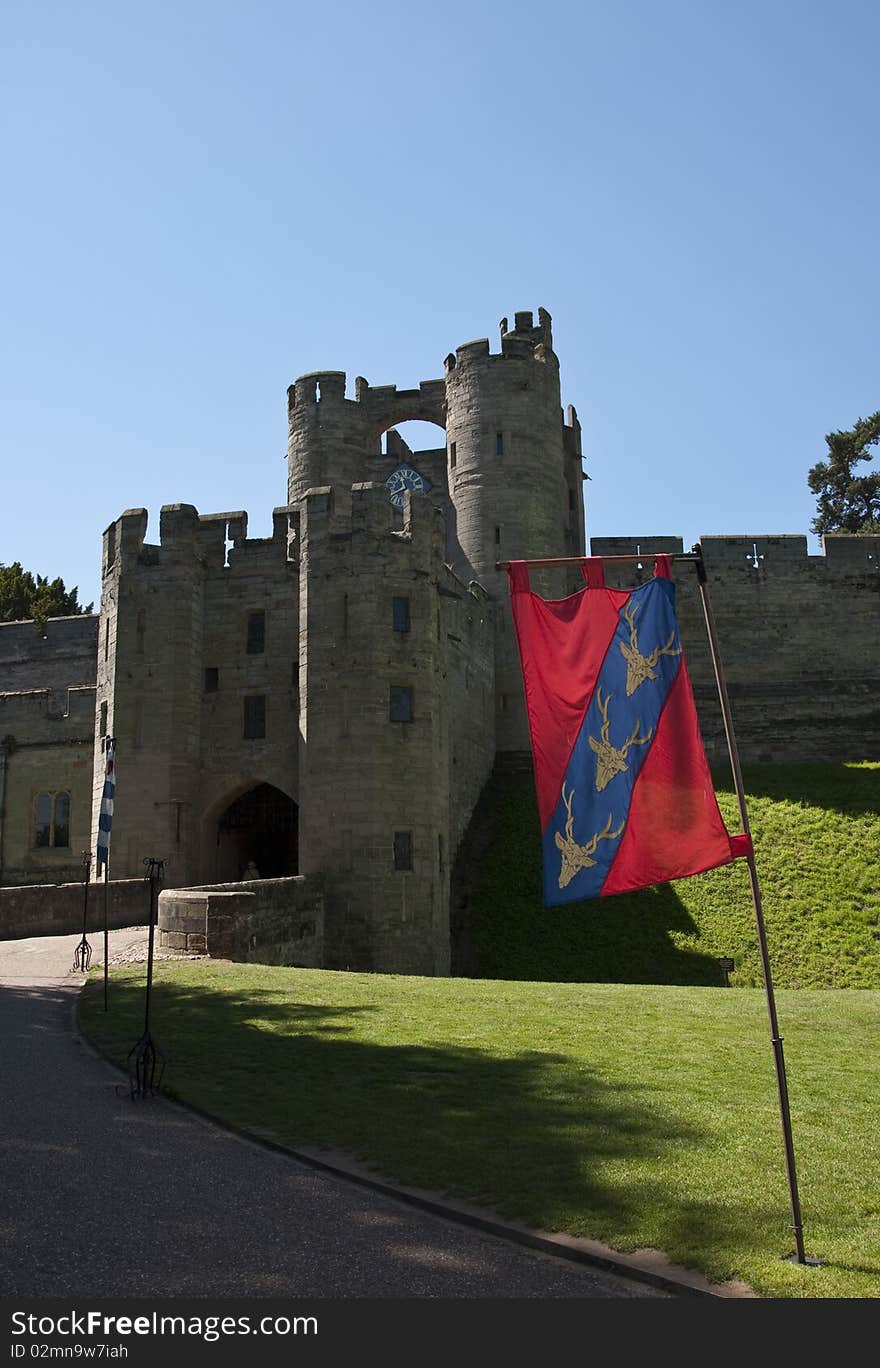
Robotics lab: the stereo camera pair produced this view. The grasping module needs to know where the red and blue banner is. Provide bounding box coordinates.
[508,556,750,906]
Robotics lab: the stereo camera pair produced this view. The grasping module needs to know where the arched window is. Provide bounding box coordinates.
[34,794,51,847]
[33,791,71,848]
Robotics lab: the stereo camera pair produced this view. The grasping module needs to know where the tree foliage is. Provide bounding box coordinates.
[0,562,93,627]
[808,411,880,535]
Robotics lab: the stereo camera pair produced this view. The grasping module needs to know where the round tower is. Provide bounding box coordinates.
[287,371,369,510]
[445,308,572,752]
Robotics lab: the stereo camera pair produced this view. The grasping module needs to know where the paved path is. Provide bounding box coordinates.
[0,930,666,1299]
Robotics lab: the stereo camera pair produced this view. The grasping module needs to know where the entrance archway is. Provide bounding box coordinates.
[215,784,298,881]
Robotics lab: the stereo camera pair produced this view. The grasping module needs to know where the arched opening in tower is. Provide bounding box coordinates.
[214,783,298,881]
[374,419,455,554]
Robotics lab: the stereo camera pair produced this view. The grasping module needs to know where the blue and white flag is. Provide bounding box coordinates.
[96,737,116,871]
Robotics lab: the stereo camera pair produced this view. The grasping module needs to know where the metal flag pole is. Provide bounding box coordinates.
[73,851,92,971]
[496,547,818,1266]
[127,857,166,1098]
[103,854,110,1012]
[690,543,817,1266]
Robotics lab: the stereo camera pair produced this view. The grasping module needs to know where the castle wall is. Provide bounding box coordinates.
[0,876,145,940]
[158,874,323,965]
[591,533,880,763]
[298,482,495,974]
[0,616,98,699]
[0,686,95,886]
[93,504,299,886]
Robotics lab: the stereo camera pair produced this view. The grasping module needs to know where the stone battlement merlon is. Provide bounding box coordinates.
[589,533,880,575]
[105,505,298,578]
[0,683,96,733]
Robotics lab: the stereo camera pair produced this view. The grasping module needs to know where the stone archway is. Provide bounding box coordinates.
[214,783,298,881]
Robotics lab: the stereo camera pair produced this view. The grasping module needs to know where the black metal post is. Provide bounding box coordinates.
[692,544,818,1266]
[127,857,166,1098]
[73,852,92,971]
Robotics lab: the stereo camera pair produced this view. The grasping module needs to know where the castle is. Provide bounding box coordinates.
[1,308,878,972]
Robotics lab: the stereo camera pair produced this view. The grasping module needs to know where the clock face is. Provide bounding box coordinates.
[385,464,432,509]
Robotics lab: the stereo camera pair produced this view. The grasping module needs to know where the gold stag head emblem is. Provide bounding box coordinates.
[619,600,682,697]
[554,783,625,890]
[587,687,654,791]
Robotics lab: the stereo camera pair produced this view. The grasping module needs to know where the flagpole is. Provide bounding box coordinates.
[690,543,814,1267]
[103,854,110,1012]
[497,547,817,1266]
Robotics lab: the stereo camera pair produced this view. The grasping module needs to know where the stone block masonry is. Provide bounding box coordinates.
[158,876,324,966]
[591,534,880,763]
[5,307,876,977]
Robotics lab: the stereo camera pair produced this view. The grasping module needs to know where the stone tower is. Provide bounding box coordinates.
[443,309,585,750]
[287,307,586,755]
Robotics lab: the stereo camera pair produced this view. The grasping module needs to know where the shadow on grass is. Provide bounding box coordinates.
[722,762,880,819]
[460,777,725,986]
[79,973,776,1266]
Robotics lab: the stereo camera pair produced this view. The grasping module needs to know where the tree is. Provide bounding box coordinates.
[808,411,880,535]
[0,562,93,627]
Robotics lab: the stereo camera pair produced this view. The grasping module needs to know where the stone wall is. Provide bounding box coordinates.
[590,533,880,763]
[297,481,495,975]
[0,877,146,940]
[93,504,299,886]
[0,686,96,885]
[157,875,323,966]
[0,616,98,700]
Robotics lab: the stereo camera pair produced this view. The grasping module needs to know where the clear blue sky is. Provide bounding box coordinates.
[3,0,878,609]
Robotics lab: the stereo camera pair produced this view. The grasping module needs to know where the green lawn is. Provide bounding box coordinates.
[465,762,880,988]
[80,964,880,1299]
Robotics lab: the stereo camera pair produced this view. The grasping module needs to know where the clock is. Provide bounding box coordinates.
[385,464,432,509]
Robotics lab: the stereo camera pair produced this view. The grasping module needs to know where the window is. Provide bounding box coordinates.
[204,667,219,692]
[495,525,501,545]
[392,597,410,633]
[496,431,504,457]
[53,793,70,848]
[33,791,70,848]
[389,686,413,723]
[393,830,413,871]
[34,794,51,848]
[246,610,265,655]
[99,701,108,737]
[449,441,457,468]
[243,695,266,739]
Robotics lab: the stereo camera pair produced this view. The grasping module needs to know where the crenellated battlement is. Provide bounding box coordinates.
[102,504,298,579]
[589,532,880,577]
[0,684,96,738]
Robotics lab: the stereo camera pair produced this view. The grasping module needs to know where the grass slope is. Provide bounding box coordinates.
[80,964,880,1299]
[465,763,880,988]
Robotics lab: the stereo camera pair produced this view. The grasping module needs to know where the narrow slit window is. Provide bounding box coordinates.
[243,695,266,739]
[389,686,413,723]
[495,525,501,545]
[449,441,457,468]
[246,610,266,655]
[392,597,410,633]
[496,431,504,457]
[393,830,413,871]
[204,667,219,692]
[99,701,108,737]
